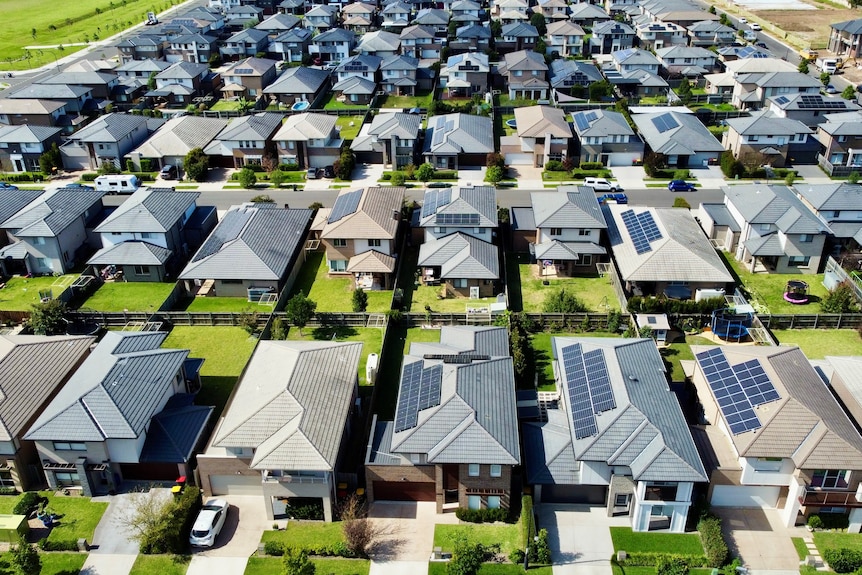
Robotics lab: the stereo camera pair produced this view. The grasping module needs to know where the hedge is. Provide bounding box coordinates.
[627,296,725,315]
[823,548,862,573]
[39,539,79,551]
[697,514,728,568]
[816,513,850,530]
[0,172,46,182]
[262,540,355,558]
[519,495,534,549]
[620,552,707,567]
[454,507,510,523]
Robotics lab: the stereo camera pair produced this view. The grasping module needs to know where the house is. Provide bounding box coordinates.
[511,186,607,274]
[423,113,494,169]
[365,326,520,511]
[413,8,450,35]
[0,334,95,491]
[498,50,549,101]
[204,112,284,168]
[501,105,573,168]
[165,33,219,65]
[179,203,312,298]
[198,340,362,521]
[705,59,820,110]
[722,112,815,168]
[604,203,734,298]
[60,113,151,171]
[689,345,862,530]
[769,93,861,129]
[419,185,497,243]
[149,61,211,108]
[814,110,862,176]
[640,0,718,27]
[497,22,540,54]
[0,189,45,248]
[545,20,586,58]
[278,0,305,16]
[38,72,119,101]
[0,187,105,276]
[382,1,411,29]
[7,84,93,116]
[24,331,209,496]
[87,187,216,282]
[255,13,301,38]
[534,0,569,21]
[524,337,707,531]
[116,35,166,62]
[0,99,67,128]
[705,184,831,274]
[610,48,660,75]
[220,28,270,61]
[319,187,404,289]
[0,125,62,174]
[829,18,862,58]
[613,70,669,99]
[795,183,862,250]
[571,109,643,167]
[270,27,313,63]
[342,2,377,26]
[632,110,723,167]
[357,30,402,58]
[220,57,279,100]
[273,112,343,169]
[590,21,635,55]
[492,0,529,21]
[450,24,493,54]
[128,115,229,172]
[379,55,420,95]
[716,44,772,63]
[687,20,736,47]
[331,76,377,106]
[309,28,357,65]
[635,21,687,52]
[351,111,421,168]
[224,5,263,29]
[400,24,443,60]
[568,2,610,27]
[451,0,482,23]
[440,53,490,98]
[114,60,171,105]
[303,4,340,31]
[262,66,331,107]
[655,46,718,75]
[549,60,602,98]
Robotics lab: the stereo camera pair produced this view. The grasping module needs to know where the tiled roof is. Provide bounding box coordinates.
[263,66,329,95]
[531,186,607,229]
[347,250,396,273]
[321,187,404,239]
[274,112,336,141]
[423,113,494,155]
[420,186,497,228]
[417,232,499,279]
[87,241,172,266]
[0,187,104,237]
[514,105,572,138]
[722,184,829,235]
[132,116,227,159]
[95,187,199,233]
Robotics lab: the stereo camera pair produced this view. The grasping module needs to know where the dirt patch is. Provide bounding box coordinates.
[753,5,858,48]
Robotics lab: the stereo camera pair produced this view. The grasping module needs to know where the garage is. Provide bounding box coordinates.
[540,484,607,504]
[711,485,779,508]
[209,475,263,496]
[373,481,436,501]
[506,153,534,166]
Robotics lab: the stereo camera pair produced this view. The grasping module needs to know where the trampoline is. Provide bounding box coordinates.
[506,119,517,128]
[711,308,753,342]
[783,280,809,304]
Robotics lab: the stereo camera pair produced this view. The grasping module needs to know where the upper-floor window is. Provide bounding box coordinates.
[644,481,677,501]
[468,463,480,476]
[368,239,381,247]
[490,464,502,477]
[799,233,813,243]
[53,441,87,451]
[550,228,562,236]
[578,229,590,236]
[333,238,347,247]
[812,469,850,489]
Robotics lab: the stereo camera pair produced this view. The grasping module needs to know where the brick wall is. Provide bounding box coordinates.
[459,464,514,510]
[196,455,257,496]
[365,463,438,505]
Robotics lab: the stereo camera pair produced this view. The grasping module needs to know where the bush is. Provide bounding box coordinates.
[824,548,862,573]
[534,528,551,564]
[544,160,565,172]
[285,498,324,521]
[542,288,587,313]
[0,487,17,496]
[656,555,689,575]
[673,169,690,180]
[509,549,525,565]
[391,173,406,186]
[38,539,79,551]
[519,495,534,549]
[698,514,728,568]
[454,507,510,523]
[352,288,368,312]
[807,515,824,530]
[140,486,202,554]
[14,493,46,516]
[822,281,858,313]
[819,513,850,530]
[262,538,355,558]
[580,161,604,170]
[81,172,99,181]
[627,296,724,315]
[621,552,707,568]
[265,540,286,556]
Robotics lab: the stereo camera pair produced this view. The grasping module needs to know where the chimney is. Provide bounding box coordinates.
[392,209,401,221]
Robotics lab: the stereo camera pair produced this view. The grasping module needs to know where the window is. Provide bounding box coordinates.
[839,136,848,143]
[644,482,677,501]
[134,265,150,275]
[333,239,347,247]
[578,229,590,236]
[53,442,86,451]
[820,507,847,514]
[650,505,666,517]
[454,279,468,288]
[487,495,501,509]
[799,234,813,243]
[33,237,45,245]
[753,457,783,472]
[749,136,758,142]
[54,472,81,486]
[330,259,348,272]
[812,469,850,489]
[759,223,771,232]
[141,232,153,239]
[576,254,592,266]
[221,279,243,284]
[490,464,501,478]
[788,255,810,267]
[0,470,13,488]
[468,464,480,477]
[368,239,381,247]
[615,494,630,507]
[550,228,562,236]
[468,495,481,510]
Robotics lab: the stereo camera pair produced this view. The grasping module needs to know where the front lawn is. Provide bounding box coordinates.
[80,282,176,312]
[434,524,521,557]
[261,521,345,548]
[813,531,862,552]
[40,552,88,575]
[162,326,258,416]
[429,564,552,575]
[246,557,369,575]
[792,537,809,560]
[771,329,861,358]
[0,274,78,311]
[0,492,108,545]
[532,331,619,391]
[335,115,365,141]
[179,296,274,313]
[411,285,499,313]
[286,326,383,386]
[518,259,619,313]
[662,334,715,382]
[129,555,190,575]
[289,252,393,313]
[609,527,704,555]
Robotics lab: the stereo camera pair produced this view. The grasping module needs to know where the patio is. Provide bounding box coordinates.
[0,274,78,311]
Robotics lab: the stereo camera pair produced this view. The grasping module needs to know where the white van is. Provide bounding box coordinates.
[94,174,141,195]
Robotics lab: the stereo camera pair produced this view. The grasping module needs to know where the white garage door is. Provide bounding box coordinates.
[209,475,262,496]
[711,485,779,508]
[506,153,534,166]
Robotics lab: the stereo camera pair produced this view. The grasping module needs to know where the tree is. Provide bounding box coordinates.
[237,309,261,335]
[785,172,796,186]
[486,152,505,169]
[285,291,316,336]
[238,167,257,189]
[820,71,831,86]
[339,494,380,558]
[10,537,40,575]
[448,537,485,575]
[588,80,612,102]
[489,19,502,37]
[534,38,547,56]
[643,151,667,177]
[676,79,692,105]
[147,71,158,91]
[270,316,287,340]
[391,172,406,186]
[448,19,458,38]
[708,4,716,13]
[542,289,587,313]
[115,488,173,546]
[184,147,209,182]
[530,13,547,35]
[352,288,368,312]
[270,170,286,188]
[282,547,315,575]
[843,85,856,100]
[798,59,809,74]
[821,281,858,313]
[250,194,275,203]
[334,148,355,180]
[719,13,729,25]
[28,299,67,336]
[208,53,222,67]
[485,165,504,184]
[416,162,436,182]
[39,142,62,175]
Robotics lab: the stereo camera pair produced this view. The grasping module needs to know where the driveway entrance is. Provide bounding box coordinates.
[536,504,630,575]
[713,508,805,571]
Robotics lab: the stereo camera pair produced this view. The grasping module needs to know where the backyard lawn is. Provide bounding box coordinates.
[129,554,190,575]
[286,325,383,386]
[517,260,619,313]
[609,527,704,555]
[245,557,369,575]
[80,282,176,312]
[162,326,258,416]
[662,334,715,382]
[410,285,499,313]
[720,253,830,315]
[532,331,619,391]
[434,524,522,556]
[180,296,275,313]
[0,274,78,311]
[335,115,365,141]
[209,100,243,111]
[290,252,393,313]
[39,552,88,575]
[771,329,862,358]
[379,90,433,110]
[321,93,369,111]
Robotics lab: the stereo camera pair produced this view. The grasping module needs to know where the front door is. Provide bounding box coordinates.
[443,464,459,503]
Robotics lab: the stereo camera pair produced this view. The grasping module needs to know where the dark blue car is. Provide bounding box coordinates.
[668,180,696,191]
[598,193,628,204]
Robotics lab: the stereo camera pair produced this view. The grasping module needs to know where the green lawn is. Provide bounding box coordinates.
[180,296,275,313]
[518,260,619,313]
[335,115,365,141]
[771,329,862,358]
[286,326,383,386]
[428,562,552,575]
[721,252,830,314]
[792,537,809,560]
[410,285,499,313]
[612,567,712,575]
[532,332,619,391]
[40,552,88,575]
[81,282,176,312]
[500,114,517,137]
[434,524,522,556]
[246,557,369,575]
[0,274,78,311]
[209,100,244,111]
[322,93,369,111]
[129,555,190,575]
[379,90,433,110]
[261,521,345,548]
[813,531,862,552]
[162,326,257,416]
[609,527,704,554]
[290,252,393,313]
[0,492,107,545]
[662,334,715,382]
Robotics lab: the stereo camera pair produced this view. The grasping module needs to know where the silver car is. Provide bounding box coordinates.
[189,499,228,547]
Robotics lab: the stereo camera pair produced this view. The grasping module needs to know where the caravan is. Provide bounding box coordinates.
[94,174,141,195]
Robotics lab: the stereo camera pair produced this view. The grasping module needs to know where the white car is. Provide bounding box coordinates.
[749,22,762,31]
[190,499,228,547]
[738,17,747,24]
[583,177,622,192]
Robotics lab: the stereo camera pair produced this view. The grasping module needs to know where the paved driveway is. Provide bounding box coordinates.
[90,489,173,554]
[191,495,269,558]
[536,504,630,575]
[367,501,438,562]
[713,508,803,571]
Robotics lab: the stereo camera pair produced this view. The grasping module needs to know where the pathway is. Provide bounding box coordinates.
[801,535,829,571]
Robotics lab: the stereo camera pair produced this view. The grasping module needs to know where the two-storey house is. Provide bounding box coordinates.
[400,25,443,60]
[795,183,862,250]
[380,55,420,96]
[440,53,490,98]
[571,109,643,167]
[497,22,539,54]
[150,61,210,107]
[0,100,67,129]
[499,50,549,101]
[204,112,284,168]
[351,112,421,168]
[165,34,219,64]
[503,105,573,168]
[304,4,340,31]
[545,21,585,58]
[635,21,687,51]
[590,21,635,55]
[60,113,151,171]
[815,110,862,176]
[273,112,344,169]
[263,66,331,107]
[723,111,816,168]
[655,46,718,75]
[220,28,270,61]
[220,57,279,100]
[0,125,63,174]
[309,28,356,65]
[687,19,736,47]
[270,27,313,63]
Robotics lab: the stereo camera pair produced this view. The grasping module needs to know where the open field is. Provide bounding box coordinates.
[752,6,858,49]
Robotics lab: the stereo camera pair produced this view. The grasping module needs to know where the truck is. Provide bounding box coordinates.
[800,49,819,61]
[816,57,842,74]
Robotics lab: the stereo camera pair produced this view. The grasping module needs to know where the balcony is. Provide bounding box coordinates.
[263,471,327,484]
[800,486,862,508]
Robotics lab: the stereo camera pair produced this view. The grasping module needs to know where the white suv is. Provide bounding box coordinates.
[583,177,621,192]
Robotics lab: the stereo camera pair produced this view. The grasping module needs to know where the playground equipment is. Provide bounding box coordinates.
[710,308,754,342]
[783,280,809,304]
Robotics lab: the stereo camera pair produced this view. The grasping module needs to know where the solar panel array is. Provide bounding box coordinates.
[651,113,679,134]
[329,189,363,223]
[431,116,447,146]
[574,113,591,131]
[798,94,847,110]
[422,353,490,363]
[774,95,789,105]
[394,361,444,432]
[621,209,663,254]
[561,344,617,439]
[421,189,451,219]
[235,68,254,75]
[695,347,780,435]
[436,213,480,226]
[194,208,254,261]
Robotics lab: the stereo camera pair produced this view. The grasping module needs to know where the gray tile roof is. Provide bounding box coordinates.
[95,188,199,233]
[534,240,605,259]
[223,57,278,76]
[332,76,377,94]
[700,203,741,232]
[0,189,45,227]
[455,23,492,39]
[87,241,173,266]
[605,204,733,284]
[381,54,418,71]
[722,184,830,235]
[180,203,312,281]
[569,2,610,19]
[8,84,92,100]
[632,111,723,155]
[511,207,536,231]
[71,113,149,144]
[140,394,212,463]
[0,124,61,144]
[417,232,499,279]
[570,109,633,137]
[0,99,65,115]
[501,49,547,73]
[357,30,402,52]
[255,12,300,31]
[24,332,191,442]
[0,187,105,237]
[414,8,450,25]
[320,186,404,239]
[612,47,660,67]
[132,116,228,159]
[501,22,539,37]
[832,18,862,35]
[225,28,269,44]
[116,59,172,75]
[592,20,634,35]
[274,112,337,141]
[423,113,494,155]
[213,112,283,143]
[531,186,607,229]
[40,71,117,86]
[312,27,355,44]
[263,66,329,95]
[725,111,812,136]
[212,340,362,471]
[420,186,497,227]
[401,24,437,40]
[156,61,209,80]
[550,59,603,89]
[795,183,862,214]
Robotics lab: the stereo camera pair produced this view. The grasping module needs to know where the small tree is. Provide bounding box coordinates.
[486,152,505,169]
[270,170,286,188]
[250,194,275,203]
[391,172,406,186]
[237,309,261,335]
[340,494,380,558]
[849,171,860,184]
[271,316,287,340]
[334,148,355,180]
[820,71,831,86]
[352,288,368,312]
[39,142,62,175]
[28,299,67,336]
[285,291,317,336]
[543,289,587,313]
[147,71,158,91]
[282,547,315,575]
[676,79,692,105]
[238,167,257,189]
[448,537,485,575]
[485,165,504,184]
[843,85,856,100]
[822,281,858,313]
[115,487,173,546]
[184,147,210,182]
[588,80,612,102]
[208,53,222,67]
[530,12,547,35]
[785,172,796,186]
[416,162,436,182]
[798,59,809,74]
[10,536,40,575]
[708,4,716,13]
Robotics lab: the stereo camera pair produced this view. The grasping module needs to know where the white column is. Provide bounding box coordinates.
[848,508,862,533]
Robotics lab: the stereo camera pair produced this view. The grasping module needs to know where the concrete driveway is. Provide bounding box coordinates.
[191,495,269,558]
[713,508,803,570]
[536,504,630,575]
[91,489,173,554]
[367,501,439,563]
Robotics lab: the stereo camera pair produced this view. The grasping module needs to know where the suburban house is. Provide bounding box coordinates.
[705,59,820,110]
[716,44,772,63]
[114,59,171,104]
[423,113,494,170]
[224,4,263,29]
[203,112,284,168]
[400,24,444,60]
[610,48,660,75]
[701,184,831,274]
[0,334,95,491]
[198,340,362,522]
[501,105,573,168]
[255,13,301,38]
[498,50,549,101]
[451,0,482,23]
[7,84,94,116]
[179,203,312,299]
[545,20,586,58]
[24,331,209,496]
[149,61,211,107]
[356,30,402,58]
[351,111,421,168]
[128,115,229,172]
[571,109,643,167]
[309,27,356,65]
[829,18,862,58]
[0,189,45,249]
[416,186,500,298]
[497,22,540,54]
[568,2,610,27]
[365,326,520,511]
[689,345,862,531]
[549,60,603,98]
[319,187,405,290]
[87,187,217,282]
[654,46,718,75]
[413,9,450,35]
[632,110,723,167]
[723,112,816,168]
[273,112,343,169]
[278,0,304,15]
[451,24,492,54]
[440,53,490,98]
[687,20,736,47]
[262,66,331,108]
[492,0,529,20]
[604,203,734,298]
[303,4,340,31]
[510,186,608,275]
[220,57,279,100]
[0,99,67,128]
[523,337,707,532]
[814,110,862,176]
[635,21,687,52]
[795,183,862,249]
[270,27,313,63]
[382,0,410,29]
[0,187,105,276]
[640,0,718,27]
[331,76,377,106]
[220,28,270,60]
[589,21,635,55]
[534,0,568,21]
[333,54,382,99]
[116,35,166,63]
[379,55,420,96]
[768,93,861,129]
[59,112,151,171]
[164,34,219,64]
[0,125,62,174]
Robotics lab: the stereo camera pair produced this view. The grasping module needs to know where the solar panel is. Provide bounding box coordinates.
[584,111,598,123]
[422,353,490,363]
[636,211,663,242]
[774,96,789,105]
[436,213,480,225]
[621,209,652,254]
[732,359,780,406]
[193,208,254,261]
[562,344,597,439]
[329,189,363,223]
[394,361,443,432]
[235,68,254,74]
[421,189,451,218]
[651,113,679,134]
[574,112,591,131]
[583,348,615,413]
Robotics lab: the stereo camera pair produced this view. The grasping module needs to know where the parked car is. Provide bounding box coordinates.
[749,22,761,31]
[755,42,768,48]
[738,17,747,24]
[189,499,228,547]
[0,182,18,191]
[668,179,696,191]
[160,164,178,180]
[583,177,622,192]
[825,84,838,94]
[323,165,335,178]
[427,181,453,188]
[62,183,95,191]
[598,192,628,204]
[306,167,319,180]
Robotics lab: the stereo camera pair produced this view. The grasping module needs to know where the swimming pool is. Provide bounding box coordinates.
[506,119,517,128]
[291,101,310,111]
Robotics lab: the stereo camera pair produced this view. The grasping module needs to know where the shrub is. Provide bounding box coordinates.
[265,540,286,556]
[391,173,406,186]
[352,288,368,312]
[656,555,689,575]
[140,486,203,554]
[807,514,824,530]
[627,296,724,315]
[621,552,707,567]
[14,493,46,516]
[542,288,587,313]
[485,165,504,184]
[534,528,551,564]
[519,495,534,549]
[455,507,510,523]
[81,172,98,181]
[819,513,849,530]
[698,514,728,568]
[509,549,525,565]
[822,281,858,313]
[824,548,862,573]
[580,161,604,170]
[673,169,690,180]
[544,160,565,172]
[285,498,324,520]
[416,162,436,182]
[38,539,79,551]
[0,487,17,496]
[238,167,257,189]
